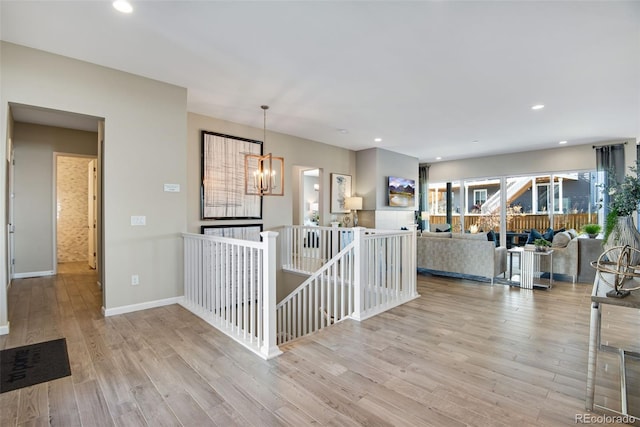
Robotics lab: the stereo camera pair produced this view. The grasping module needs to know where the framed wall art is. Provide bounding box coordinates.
[388,176,416,207]
[330,173,352,213]
[201,224,263,241]
[201,131,263,219]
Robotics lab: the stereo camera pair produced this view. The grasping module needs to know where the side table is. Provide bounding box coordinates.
[521,248,553,289]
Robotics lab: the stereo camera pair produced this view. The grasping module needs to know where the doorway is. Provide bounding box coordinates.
[301,168,321,226]
[54,154,97,270]
[6,104,103,305]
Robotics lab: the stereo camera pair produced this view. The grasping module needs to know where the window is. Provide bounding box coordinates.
[464,178,500,233]
[427,181,461,231]
[536,182,561,213]
[428,170,600,238]
[507,172,598,234]
[473,189,487,210]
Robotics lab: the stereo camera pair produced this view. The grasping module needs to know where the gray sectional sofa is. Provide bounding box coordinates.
[417,232,507,283]
[537,229,579,283]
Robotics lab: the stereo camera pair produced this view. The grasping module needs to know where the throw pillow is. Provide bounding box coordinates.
[526,228,543,244]
[542,227,554,241]
[566,228,578,239]
[552,231,571,248]
[486,230,499,247]
[554,227,566,235]
[434,225,451,232]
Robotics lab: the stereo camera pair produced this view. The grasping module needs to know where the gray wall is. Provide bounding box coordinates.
[13,123,97,274]
[355,147,418,229]
[356,147,419,210]
[429,140,636,182]
[1,42,188,313]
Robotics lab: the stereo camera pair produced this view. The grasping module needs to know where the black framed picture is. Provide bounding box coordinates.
[201,224,263,241]
[201,131,263,219]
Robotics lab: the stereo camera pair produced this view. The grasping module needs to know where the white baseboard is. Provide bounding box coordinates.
[103,296,183,317]
[0,322,9,335]
[12,270,55,279]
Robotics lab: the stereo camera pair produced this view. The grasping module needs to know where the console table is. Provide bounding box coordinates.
[586,274,640,417]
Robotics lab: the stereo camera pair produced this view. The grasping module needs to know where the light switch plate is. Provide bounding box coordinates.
[131,215,146,226]
[164,183,180,192]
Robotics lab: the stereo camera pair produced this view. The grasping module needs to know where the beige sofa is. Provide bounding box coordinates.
[417,232,507,284]
[537,229,579,283]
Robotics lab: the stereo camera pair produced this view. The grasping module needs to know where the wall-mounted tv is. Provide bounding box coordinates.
[388,176,415,207]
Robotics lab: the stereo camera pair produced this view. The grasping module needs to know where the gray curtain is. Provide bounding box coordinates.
[419,164,429,230]
[595,143,625,220]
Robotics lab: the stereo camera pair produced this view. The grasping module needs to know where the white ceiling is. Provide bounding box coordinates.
[1,1,639,163]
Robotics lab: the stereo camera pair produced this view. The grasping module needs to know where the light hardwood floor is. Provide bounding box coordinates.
[1,263,638,426]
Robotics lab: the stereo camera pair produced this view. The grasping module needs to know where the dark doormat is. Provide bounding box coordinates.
[0,338,71,393]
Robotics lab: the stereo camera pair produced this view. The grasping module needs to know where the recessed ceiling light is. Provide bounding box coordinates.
[374,138,382,142]
[531,104,545,110]
[435,156,442,160]
[559,140,568,145]
[338,129,348,134]
[113,0,133,13]
[472,140,479,144]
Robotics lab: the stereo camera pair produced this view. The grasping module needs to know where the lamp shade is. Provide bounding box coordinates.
[345,196,363,210]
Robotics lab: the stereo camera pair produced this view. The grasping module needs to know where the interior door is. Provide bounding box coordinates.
[88,159,97,269]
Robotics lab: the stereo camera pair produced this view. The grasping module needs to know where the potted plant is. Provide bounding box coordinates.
[533,238,551,252]
[581,223,602,239]
[601,160,640,264]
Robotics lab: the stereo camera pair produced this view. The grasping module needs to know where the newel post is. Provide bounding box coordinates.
[408,224,419,298]
[351,227,364,320]
[260,231,282,359]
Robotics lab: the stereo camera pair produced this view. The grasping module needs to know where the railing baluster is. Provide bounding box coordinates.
[293,294,298,339]
[320,273,325,328]
[311,280,316,333]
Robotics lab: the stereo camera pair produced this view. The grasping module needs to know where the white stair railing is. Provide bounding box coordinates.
[281,224,353,274]
[181,231,281,360]
[276,238,356,345]
[356,227,419,320]
[277,226,419,345]
[182,225,419,356]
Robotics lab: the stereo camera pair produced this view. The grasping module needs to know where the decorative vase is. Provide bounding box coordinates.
[604,215,640,266]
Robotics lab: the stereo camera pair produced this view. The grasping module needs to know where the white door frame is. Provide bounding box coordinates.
[7,143,15,281]
[88,159,97,269]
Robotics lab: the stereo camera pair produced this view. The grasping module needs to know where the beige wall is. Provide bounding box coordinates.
[1,42,188,312]
[428,140,636,182]
[57,155,92,263]
[187,112,356,232]
[12,123,97,274]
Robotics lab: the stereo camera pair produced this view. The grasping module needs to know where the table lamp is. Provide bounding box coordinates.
[345,197,363,226]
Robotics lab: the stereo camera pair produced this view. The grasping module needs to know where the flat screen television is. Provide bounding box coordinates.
[388,176,415,207]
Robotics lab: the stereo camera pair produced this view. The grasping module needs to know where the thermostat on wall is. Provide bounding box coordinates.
[164,183,180,192]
